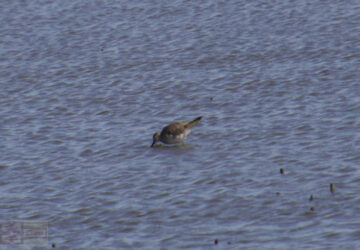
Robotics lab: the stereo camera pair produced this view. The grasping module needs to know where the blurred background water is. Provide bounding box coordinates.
[0,0,359,249]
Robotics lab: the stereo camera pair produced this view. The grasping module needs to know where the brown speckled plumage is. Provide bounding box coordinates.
[151,116,202,147]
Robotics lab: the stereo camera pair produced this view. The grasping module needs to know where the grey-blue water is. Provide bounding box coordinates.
[1,0,360,249]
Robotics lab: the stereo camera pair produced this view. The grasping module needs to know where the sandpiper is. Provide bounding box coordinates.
[151,116,202,147]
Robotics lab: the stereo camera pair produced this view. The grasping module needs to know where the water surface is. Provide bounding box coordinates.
[0,0,359,249]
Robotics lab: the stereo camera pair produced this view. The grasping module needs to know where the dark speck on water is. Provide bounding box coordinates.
[0,0,359,249]
[309,195,314,201]
[330,183,335,193]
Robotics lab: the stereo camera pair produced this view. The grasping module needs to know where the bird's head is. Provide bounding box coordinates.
[151,132,160,147]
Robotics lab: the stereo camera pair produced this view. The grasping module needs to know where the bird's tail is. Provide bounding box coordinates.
[186,116,202,128]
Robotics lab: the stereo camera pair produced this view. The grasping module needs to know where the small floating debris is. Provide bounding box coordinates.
[309,195,314,201]
[52,242,56,248]
[310,206,315,211]
[97,110,110,115]
[330,183,334,193]
[214,239,218,245]
[280,168,284,174]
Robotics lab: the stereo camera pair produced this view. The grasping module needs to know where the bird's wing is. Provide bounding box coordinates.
[161,122,186,136]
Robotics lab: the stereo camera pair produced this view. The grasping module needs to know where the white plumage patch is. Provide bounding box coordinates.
[164,129,191,144]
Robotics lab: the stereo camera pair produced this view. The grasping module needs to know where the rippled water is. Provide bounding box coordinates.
[1,0,360,249]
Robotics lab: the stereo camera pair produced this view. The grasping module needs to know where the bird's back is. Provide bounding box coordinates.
[161,122,187,137]
[157,117,202,145]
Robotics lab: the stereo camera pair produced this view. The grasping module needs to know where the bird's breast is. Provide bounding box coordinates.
[161,129,191,144]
